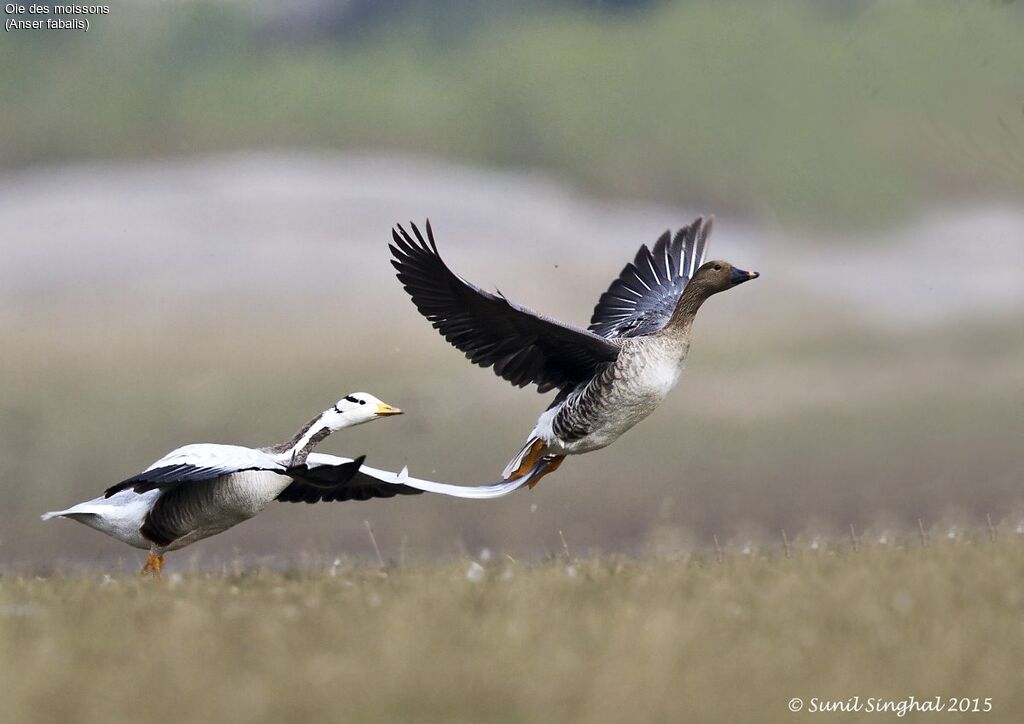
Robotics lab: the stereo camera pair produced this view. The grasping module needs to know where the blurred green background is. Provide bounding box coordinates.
[1,0,1022,568]
[4,0,1024,225]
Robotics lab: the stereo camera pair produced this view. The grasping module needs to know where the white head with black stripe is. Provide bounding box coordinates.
[325,392,403,429]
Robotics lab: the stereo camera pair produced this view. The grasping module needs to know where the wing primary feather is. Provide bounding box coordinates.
[425,218,440,254]
[588,216,714,339]
[695,214,713,272]
[104,464,267,497]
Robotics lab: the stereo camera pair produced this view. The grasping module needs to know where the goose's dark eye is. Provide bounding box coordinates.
[359,399,366,405]
[713,264,722,271]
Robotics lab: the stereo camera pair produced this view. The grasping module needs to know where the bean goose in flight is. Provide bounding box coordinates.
[388,217,758,496]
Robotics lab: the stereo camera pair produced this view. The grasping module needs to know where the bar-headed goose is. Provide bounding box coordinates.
[42,393,417,575]
[389,217,758,496]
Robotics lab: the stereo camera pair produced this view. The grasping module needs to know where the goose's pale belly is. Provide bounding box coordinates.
[158,470,289,551]
[539,343,686,455]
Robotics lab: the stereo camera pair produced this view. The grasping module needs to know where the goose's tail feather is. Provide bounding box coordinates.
[41,510,97,523]
[41,501,108,521]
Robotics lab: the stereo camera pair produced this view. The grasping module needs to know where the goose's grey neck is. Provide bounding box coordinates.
[263,410,333,465]
[660,281,711,338]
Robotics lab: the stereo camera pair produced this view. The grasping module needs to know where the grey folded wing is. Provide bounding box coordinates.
[104,444,287,497]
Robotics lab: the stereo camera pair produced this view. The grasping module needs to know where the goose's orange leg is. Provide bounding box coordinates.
[526,455,565,489]
[140,552,164,579]
[506,439,547,481]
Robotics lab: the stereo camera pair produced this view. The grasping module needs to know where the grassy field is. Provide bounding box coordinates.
[3,534,1022,723]
[3,1,1023,226]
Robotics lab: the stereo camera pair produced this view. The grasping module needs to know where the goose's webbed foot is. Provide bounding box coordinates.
[526,455,565,490]
[140,552,164,579]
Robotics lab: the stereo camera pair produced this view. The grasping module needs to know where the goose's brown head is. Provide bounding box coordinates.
[690,260,759,296]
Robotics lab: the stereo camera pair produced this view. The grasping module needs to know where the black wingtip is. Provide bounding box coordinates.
[424,218,438,253]
[410,221,430,250]
[103,472,146,498]
[392,219,442,260]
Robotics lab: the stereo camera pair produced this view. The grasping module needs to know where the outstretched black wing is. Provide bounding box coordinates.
[276,457,424,503]
[390,221,621,394]
[135,456,417,546]
[588,216,713,339]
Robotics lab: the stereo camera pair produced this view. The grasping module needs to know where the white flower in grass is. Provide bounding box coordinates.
[466,561,486,583]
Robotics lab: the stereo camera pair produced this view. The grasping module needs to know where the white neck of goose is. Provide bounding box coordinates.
[270,407,349,466]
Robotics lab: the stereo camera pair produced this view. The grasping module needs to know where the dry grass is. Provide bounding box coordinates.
[3,535,1023,723]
